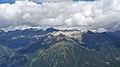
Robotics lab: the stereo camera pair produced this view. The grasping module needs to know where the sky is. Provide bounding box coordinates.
[0,0,120,32]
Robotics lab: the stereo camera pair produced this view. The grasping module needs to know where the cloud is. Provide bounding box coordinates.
[0,0,120,31]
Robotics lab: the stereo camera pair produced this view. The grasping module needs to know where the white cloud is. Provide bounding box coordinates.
[0,0,120,31]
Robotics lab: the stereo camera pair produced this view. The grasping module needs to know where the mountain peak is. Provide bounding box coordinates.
[50,30,83,39]
[46,27,59,33]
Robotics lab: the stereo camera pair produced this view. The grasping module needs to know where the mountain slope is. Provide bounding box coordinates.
[0,45,14,67]
[17,33,120,67]
[81,31,120,49]
[21,34,107,67]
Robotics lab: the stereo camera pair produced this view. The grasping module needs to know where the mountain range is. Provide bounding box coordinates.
[0,27,120,67]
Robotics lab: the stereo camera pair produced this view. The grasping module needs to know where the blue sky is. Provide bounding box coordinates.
[0,0,15,4]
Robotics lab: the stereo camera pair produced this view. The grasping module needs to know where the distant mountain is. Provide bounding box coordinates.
[108,31,120,38]
[82,31,120,49]
[0,28,59,48]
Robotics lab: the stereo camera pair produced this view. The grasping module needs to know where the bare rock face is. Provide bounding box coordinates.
[50,30,83,38]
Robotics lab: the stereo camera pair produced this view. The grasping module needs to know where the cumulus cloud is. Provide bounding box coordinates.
[0,0,120,31]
